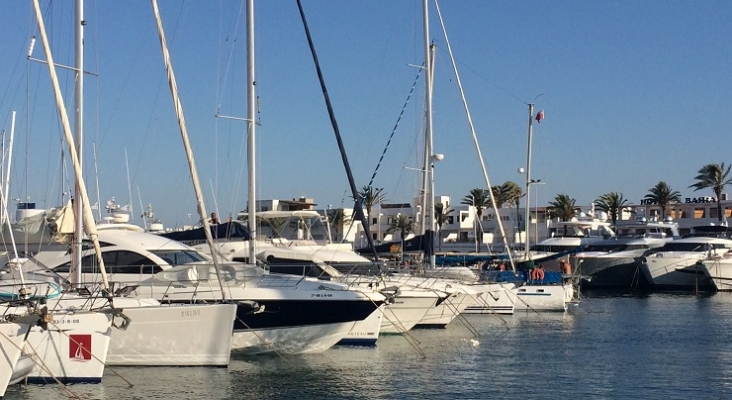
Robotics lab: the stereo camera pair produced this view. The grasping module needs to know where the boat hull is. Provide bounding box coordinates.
[106,302,237,366]
[337,305,384,346]
[577,257,647,289]
[511,283,572,312]
[24,310,113,384]
[415,291,471,328]
[462,283,516,315]
[380,294,438,334]
[0,322,30,397]
[701,258,732,291]
[640,256,713,289]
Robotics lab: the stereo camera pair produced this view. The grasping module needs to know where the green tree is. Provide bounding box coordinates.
[595,192,629,225]
[434,202,454,251]
[644,181,681,219]
[461,188,491,244]
[548,193,577,222]
[326,208,352,242]
[264,217,289,238]
[354,186,386,217]
[386,214,414,260]
[689,163,732,222]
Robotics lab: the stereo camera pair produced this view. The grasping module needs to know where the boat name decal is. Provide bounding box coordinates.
[53,318,81,325]
[311,293,333,298]
[181,309,201,318]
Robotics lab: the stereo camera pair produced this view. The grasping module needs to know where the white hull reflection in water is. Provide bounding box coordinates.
[231,322,356,355]
[8,293,732,399]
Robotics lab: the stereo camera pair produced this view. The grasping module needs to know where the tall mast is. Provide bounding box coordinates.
[524,103,534,260]
[421,0,436,268]
[419,0,431,237]
[150,0,227,299]
[33,0,111,293]
[2,111,16,226]
[246,0,257,264]
[72,0,84,286]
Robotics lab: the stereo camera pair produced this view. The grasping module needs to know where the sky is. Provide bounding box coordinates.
[0,1,731,228]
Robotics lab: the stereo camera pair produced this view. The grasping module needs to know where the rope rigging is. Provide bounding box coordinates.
[365,64,424,189]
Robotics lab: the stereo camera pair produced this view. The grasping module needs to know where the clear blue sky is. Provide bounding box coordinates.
[1,1,731,227]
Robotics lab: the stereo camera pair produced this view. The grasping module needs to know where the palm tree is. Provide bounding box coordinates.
[326,208,352,241]
[264,217,289,238]
[434,202,454,251]
[386,214,414,260]
[689,163,732,222]
[354,185,386,217]
[595,192,629,225]
[461,188,491,245]
[644,181,681,219]
[548,194,577,237]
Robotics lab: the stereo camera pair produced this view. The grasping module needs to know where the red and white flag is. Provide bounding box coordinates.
[535,110,545,124]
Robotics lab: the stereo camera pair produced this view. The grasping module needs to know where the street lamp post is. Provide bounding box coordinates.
[377,212,383,243]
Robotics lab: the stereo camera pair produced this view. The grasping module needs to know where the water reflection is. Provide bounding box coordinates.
[7,294,732,399]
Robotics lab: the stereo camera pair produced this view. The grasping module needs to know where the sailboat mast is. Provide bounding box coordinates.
[72,0,84,287]
[246,0,257,264]
[33,0,111,292]
[150,0,227,299]
[524,103,534,260]
[2,111,16,226]
[419,0,431,238]
[421,0,436,268]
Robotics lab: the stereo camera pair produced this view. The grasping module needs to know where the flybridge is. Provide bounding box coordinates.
[640,196,716,205]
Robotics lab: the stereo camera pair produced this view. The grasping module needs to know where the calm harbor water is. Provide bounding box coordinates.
[6,291,732,399]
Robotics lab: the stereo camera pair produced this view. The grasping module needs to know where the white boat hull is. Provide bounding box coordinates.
[511,283,572,312]
[462,283,516,315]
[641,255,712,288]
[106,301,237,366]
[0,322,31,397]
[9,355,35,385]
[416,291,471,328]
[380,294,437,334]
[337,305,383,346]
[24,310,113,384]
[701,258,732,291]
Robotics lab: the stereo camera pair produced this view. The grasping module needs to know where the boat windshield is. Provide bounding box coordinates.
[583,243,649,253]
[648,242,719,253]
[531,244,576,252]
[150,250,208,265]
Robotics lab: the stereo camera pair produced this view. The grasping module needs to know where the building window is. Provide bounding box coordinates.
[694,208,705,218]
[447,216,454,224]
[710,207,719,219]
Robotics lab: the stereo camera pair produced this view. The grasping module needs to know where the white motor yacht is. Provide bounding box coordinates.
[639,234,732,289]
[571,220,679,289]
